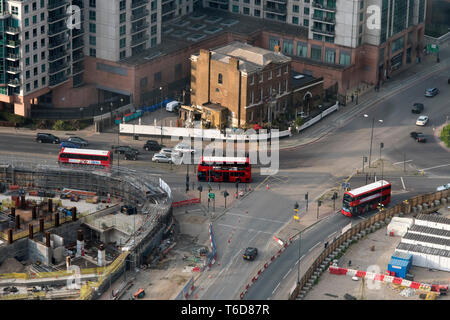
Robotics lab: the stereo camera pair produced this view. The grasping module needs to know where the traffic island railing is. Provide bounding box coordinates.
[289,189,450,300]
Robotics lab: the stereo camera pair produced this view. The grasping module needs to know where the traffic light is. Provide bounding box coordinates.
[197,185,203,193]
[223,190,229,198]
[305,193,308,201]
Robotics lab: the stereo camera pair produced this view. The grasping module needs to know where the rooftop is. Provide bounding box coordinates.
[290,70,321,90]
[120,8,309,66]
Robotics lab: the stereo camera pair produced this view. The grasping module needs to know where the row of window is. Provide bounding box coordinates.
[247,66,289,85]
[248,81,289,105]
[11,0,45,15]
[25,77,46,93]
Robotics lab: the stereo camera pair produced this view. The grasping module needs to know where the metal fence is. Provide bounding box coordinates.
[289,189,450,300]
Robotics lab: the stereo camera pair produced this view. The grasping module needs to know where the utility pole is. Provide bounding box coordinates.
[223,190,229,209]
[316,200,322,220]
[368,117,374,168]
[305,193,309,211]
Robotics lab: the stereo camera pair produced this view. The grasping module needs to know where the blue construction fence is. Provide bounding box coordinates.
[138,98,174,113]
[114,99,175,124]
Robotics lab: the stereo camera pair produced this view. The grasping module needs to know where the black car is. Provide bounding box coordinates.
[143,140,162,151]
[243,247,258,261]
[411,103,424,114]
[111,145,139,155]
[67,136,88,147]
[410,132,427,142]
[36,133,60,144]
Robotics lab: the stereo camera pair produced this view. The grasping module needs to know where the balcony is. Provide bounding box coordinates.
[6,53,20,61]
[6,40,20,48]
[49,62,69,75]
[48,35,69,49]
[7,66,21,74]
[312,15,335,24]
[49,75,69,88]
[48,0,69,10]
[312,2,336,11]
[48,13,68,24]
[131,22,149,34]
[72,38,84,50]
[48,50,68,62]
[72,52,84,63]
[131,34,149,46]
[48,25,68,36]
[72,63,84,75]
[7,78,21,87]
[264,5,287,15]
[5,27,20,35]
[131,0,149,9]
[265,0,287,3]
[311,26,335,35]
[162,5,176,15]
[131,9,149,21]
[72,25,84,38]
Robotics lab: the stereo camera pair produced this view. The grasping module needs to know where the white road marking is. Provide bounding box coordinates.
[295,255,305,265]
[226,212,285,224]
[328,231,337,239]
[282,268,292,280]
[418,163,450,171]
[393,160,412,165]
[272,282,281,295]
[358,216,366,220]
[216,223,273,235]
[400,177,406,190]
[309,242,321,252]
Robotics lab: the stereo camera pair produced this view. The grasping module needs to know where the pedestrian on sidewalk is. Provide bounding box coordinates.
[351,94,354,103]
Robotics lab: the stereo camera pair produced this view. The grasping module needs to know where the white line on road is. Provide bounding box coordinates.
[400,177,406,190]
[309,242,321,252]
[295,255,305,265]
[418,164,450,171]
[282,268,292,280]
[225,212,285,224]
[358,216,366,220]
[393,160,412,165]
[216,223,273,235]
[327,231,337,239]
[272,283,281,295]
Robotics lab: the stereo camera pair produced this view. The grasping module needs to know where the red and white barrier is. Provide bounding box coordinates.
[273,236,284,246]
[328,266,432,291]
[239,238,294,299]
[185,283,195,299]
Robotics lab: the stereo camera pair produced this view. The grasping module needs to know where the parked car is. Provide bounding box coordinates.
[124,151,137,161]
[166,101,181,112]
[60,140,81,149]
[411,103,424,114]
[410,132,427,142]
[424,88,439,97]
[159,147,177,157]
[111,145,139,155]
[415,115,429,126]
[143,140,162,151]
[152,153,172,163]
[174,142,196,154]
[243,247,258,261]
[36,133,60,144]
[67,136,88,147]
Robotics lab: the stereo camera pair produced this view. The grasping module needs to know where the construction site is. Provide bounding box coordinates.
[0,160,173,300]
[304,205,450,300]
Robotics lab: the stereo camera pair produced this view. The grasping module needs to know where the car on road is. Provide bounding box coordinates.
[411,103,424,114]
[159,147,178,157]
[143,140,162,151]
[152,153,172,163]
[410,132,427,142]
[436,183,450,192]
[60,140,82,149]
[124,151,138,161]
[243,247,258,261]
[174,142,196,154]
[415,115,429,126]
[36,133,60,144]
[111,145,139,155]
[424,88,439,97]
[67,136,88,147]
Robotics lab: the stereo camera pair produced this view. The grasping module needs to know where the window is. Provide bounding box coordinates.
[41,0,44,8]
[360,12,363,21]
[90,0,96,8]
[40,13,45,22]
[249,74,254,85]
[293,5,299,13]
[232,5,239,13]
[311,46,322,61]
[25,18,29,27]
[90,23,96,33]
[313,33,323,41]
[41,77,46,85]
[259,73,263,83]
[284,65,288,73]
[277,68,281,76]
[33,2,37,10]
[250,90,254,104]
[120,38,126,48]
[154,71,162,82]
[325,49,335,64]
[218,73,223,84]
[268,70,272,80]
[120,51,126,59]
[25,5,29,14]
[33,29,37,37]
[34,67,38,76]
[392,37,404,53]
[25,32,29,40]
[26,83,31,92]
[120,0,126,10]
[303,19,309,26]
[41,26,45,34]
[33,54,38,63]
[25,44,30,53]
[41,64,45,73]
[32,15,37,24]
[269,37,280,51]
[26,58,30,66]
[90,48,96,57]
[89,11,96,21]
[339,51,351,65]
[151,25,157,35]
[89,36,96,45]
[255,9,260,16]
[33,41,37,50]
[11,6,18,15]
[243,7,250,14]
[283,40,293,55]
[26,71,30,79]
[292,16,299,24]
[41,51,45,59]
[151,37,157,47]
[360,0,364,9]
[304,7,309,14]
[255,0,261,5]
[151,0,157,10]
[140,77,148,88]
[151,13,157,23]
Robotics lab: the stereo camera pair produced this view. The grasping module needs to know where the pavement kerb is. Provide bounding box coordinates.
[277,60,450,152]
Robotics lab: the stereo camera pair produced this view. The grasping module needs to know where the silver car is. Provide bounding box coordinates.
[152,153,172,163]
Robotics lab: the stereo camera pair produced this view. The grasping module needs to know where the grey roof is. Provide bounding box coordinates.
[409,224,450,239]
[402,232,450,247]
[210,41,291,73]
[397,242,450,258]
[415,214,450,225]
[290,70,320,90]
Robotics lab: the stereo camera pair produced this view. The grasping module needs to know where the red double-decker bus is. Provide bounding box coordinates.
[58,148,113,168]
[341,180,391,217]
[197,156,251,183]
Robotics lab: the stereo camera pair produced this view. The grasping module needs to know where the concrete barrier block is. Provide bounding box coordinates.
[311,275,317,280]
[447,197,450,202]
[412,206,418,213]
[297,294,305,300]
[417,204,423,211]
[434,200,440,206]
[300,290,306,295]
[441,198,447,204]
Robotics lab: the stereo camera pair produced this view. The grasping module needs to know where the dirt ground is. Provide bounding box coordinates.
[305,208,450,300]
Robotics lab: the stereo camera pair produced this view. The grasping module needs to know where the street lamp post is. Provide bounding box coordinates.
[100,107,103,132]
[364,114,383,168]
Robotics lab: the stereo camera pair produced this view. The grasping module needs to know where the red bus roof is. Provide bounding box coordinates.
[60,148,110,156]
[201,156,249,163]
[346,180,390,197]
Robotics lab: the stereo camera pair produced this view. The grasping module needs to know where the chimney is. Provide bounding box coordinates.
[7,228,13,244]
[15,215,20,230]
[54,212,60,227]
[45,232,51,247]
[72,207,77,221]
[32,206,37,220]
[274,45,280,53]
[76,229,85,257]
[28,224,34,240]
[39,218,45,233]
[98,244,106,267]
[48,198,53,213]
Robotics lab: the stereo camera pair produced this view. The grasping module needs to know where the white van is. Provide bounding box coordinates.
[166,101,181,112]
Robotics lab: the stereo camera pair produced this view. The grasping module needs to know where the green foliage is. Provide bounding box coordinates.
[295,117,304,127]
[440,124,450,148]
[0,111,27,125]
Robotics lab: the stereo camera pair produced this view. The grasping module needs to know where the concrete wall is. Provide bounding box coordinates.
[27,239,52,266]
